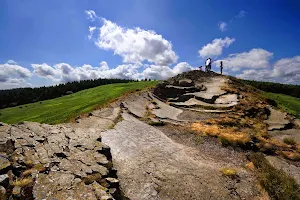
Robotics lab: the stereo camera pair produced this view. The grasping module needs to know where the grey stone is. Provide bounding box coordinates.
[0,156,11,173]
[0,174,8,187]
[12,186,21,197]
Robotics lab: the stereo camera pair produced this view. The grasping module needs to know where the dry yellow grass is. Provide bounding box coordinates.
[191,122,251,146]
[245,162,255,171]
[22,164,46,176]
[280,151,300,161]
[12,177,33,187]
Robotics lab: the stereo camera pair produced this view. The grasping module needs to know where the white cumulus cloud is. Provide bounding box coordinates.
[0,62,32,89]
[199,37,235,58]
[218,48,273,71]
[91,18,178,66]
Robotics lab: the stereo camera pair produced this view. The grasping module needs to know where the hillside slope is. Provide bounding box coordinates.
[0,81,157,124]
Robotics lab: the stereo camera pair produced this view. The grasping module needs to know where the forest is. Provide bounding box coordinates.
[0,78,148,108]
[242,80,300,98]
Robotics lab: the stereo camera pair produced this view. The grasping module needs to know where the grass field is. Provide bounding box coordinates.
[264,92,300,119]
[0,81,158,124]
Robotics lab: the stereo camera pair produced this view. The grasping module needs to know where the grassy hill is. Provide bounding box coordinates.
[264,92,300,119]
[0,81,157,124]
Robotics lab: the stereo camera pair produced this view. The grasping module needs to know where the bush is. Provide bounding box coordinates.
[283,137,297,145]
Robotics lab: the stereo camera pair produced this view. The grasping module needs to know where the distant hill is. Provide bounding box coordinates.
[0,81,157,124]
[0,78,140,109]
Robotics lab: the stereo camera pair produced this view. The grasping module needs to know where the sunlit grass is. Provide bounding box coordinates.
[0,81,157,124]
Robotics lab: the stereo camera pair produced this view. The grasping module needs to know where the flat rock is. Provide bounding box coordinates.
[266,156,300,185]
[265,107,290,131]
[268,129,300,143]
[102,113,258,200]
[171,98,237,108]
[187,77,227,101]
[123,93,150,118]
[150,94,183,121]
[215,94,238,104]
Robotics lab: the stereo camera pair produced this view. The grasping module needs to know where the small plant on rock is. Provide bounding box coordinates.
[220,167,237,178]
[283,137,297,145]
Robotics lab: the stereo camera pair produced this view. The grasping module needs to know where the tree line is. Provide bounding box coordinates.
[242,80,300,98]
[0,78,152,109]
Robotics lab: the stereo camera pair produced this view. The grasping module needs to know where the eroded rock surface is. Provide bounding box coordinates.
[0,122,122,200]
[102,112,259,200]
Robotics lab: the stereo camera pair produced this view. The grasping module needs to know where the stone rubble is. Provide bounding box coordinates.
[0,121,123,200]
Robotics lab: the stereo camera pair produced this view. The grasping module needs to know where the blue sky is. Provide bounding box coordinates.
[1,0,300,89]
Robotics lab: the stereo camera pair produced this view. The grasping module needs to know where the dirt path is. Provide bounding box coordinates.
[101,111,258,200]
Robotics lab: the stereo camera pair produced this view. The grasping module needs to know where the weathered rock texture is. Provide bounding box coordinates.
[0,121,122,200]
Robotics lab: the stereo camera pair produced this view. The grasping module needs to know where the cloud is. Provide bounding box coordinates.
[199,37,235,58]
[32,63,59,80]
[91,18,178,66]
[273,56,300,78]
[0,62,32,89]
[7,60,17,65]
[0,63,32,81]
[236,55,300,84]
[218,10,247,31]
[218,48,273,71]
[236,10,246,18]
[236,69,273,81]
[88,26,96,39]
[218,22,227,32]
[85,10,98,21]
[142,62,196,80]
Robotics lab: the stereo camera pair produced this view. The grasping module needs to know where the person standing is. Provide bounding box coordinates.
[205,58,211,72]
[220,61,223,75]
[199,66,203,71]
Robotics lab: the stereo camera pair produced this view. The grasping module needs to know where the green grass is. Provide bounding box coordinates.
[0,81,158,124]
[263,92,300,119]
[249,153,300,200]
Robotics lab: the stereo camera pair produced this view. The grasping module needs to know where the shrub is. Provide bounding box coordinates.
[283,137,297,145]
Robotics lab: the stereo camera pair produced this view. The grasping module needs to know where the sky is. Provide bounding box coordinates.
[1,0,300,89]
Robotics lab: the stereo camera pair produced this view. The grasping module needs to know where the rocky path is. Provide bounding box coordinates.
[101,111,259,200]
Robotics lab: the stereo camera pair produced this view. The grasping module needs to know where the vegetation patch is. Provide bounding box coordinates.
[148,121,165,126]
[283,137,297,145]
[0,81,157,124]
[249,153,300,200]
[220,167,237,178]
[264,92,300,119]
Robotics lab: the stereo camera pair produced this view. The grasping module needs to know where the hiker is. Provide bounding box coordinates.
[220,61,223,75]
[205,58,212,72]
[199,66,203,71]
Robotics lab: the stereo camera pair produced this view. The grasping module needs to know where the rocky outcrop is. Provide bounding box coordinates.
[0,121,123,200]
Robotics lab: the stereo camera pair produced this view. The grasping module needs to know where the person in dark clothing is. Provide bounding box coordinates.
[220,61,223,75]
